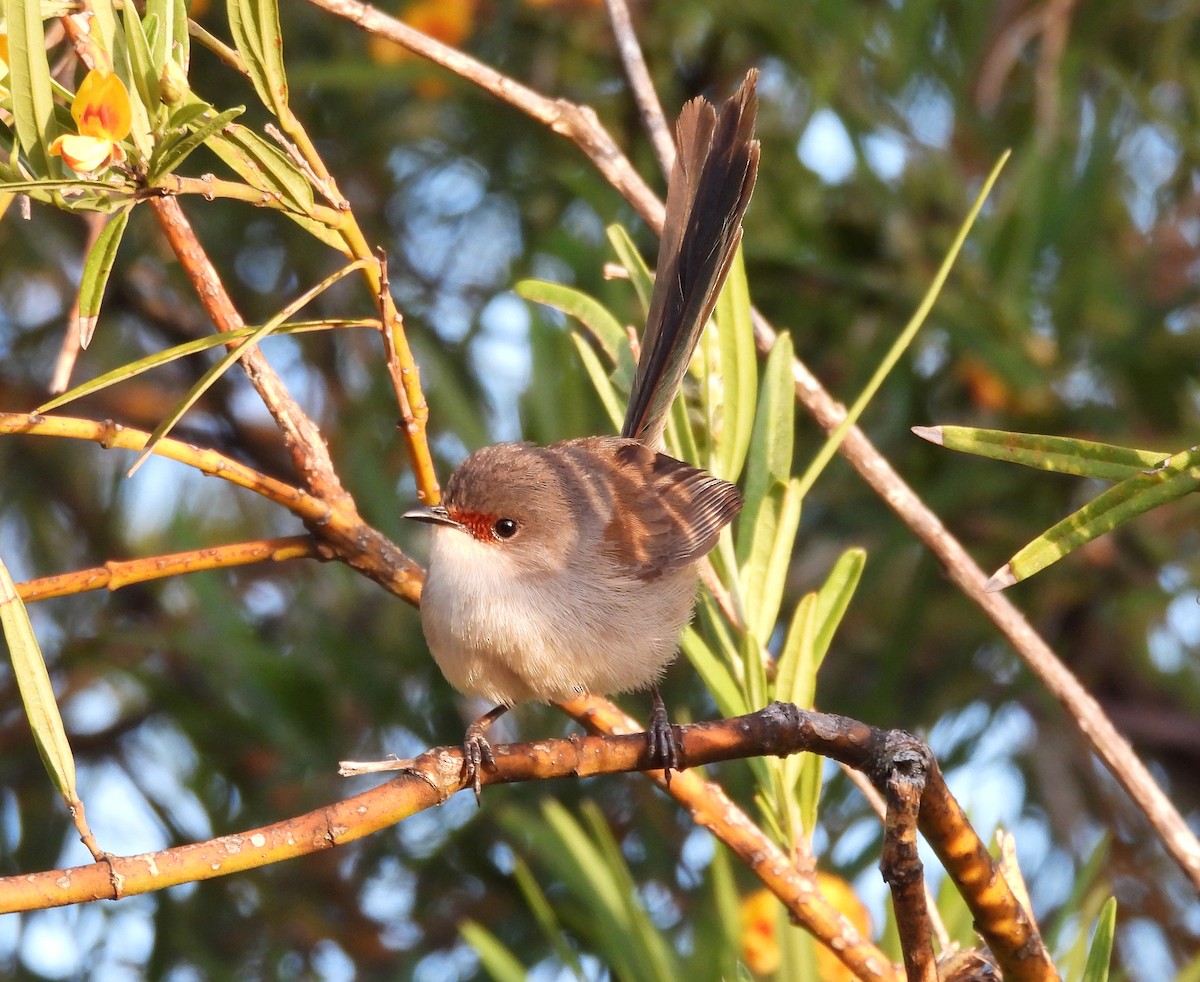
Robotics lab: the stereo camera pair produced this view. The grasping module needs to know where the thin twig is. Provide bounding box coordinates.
[304,0,663,229]
[16,536,319,602]
[603,0,675,179]
[147,196,350,504]
[0,413,423,604]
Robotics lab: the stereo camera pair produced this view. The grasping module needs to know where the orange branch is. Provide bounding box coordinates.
[0,412,422,603]
[17,536,320,602]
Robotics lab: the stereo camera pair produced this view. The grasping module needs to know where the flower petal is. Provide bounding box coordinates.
[72,70,132,141]
[50,133,118,174]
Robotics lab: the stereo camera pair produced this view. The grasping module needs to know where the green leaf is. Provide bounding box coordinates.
[992,445,1200,588]
[569,333,624,432]
[206,119,312,210]
[76,209,131,348]
[1081,897,1117,982]
[737,331,796,568]
[741,629,769,712]
[913,425,1171,483]
[794,750,824,839]
[459,923,528,982]
[508,800,678,982]
[681,626,748,720]
[201,120,345,249]
[147,0,189,74]
[36,319,365,414]
[606,222,654,316]
[812,547,865,664]
[0,553,78,802]
[515,278,626,363]
[128,259,369,474]
[796,150,1010,499]
[714,245,757,483]
[5,0,58,174]
[122,1,161,117]
[739,478,803,645]
[148,105,245,180]
[775,592,817,710]
[579,802,678,982]
[227,0,290,117]
[510,860,584,977]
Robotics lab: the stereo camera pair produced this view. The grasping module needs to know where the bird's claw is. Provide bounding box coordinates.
[647,690,683,786]
[463,722,497,803]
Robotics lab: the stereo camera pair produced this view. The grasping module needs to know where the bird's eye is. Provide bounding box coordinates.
[493,518,519,539]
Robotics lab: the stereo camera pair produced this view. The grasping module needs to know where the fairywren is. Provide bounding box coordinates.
[406,71,760,794]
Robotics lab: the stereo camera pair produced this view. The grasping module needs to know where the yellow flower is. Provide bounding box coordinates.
[0,33,9,65]
[49,70,132,174]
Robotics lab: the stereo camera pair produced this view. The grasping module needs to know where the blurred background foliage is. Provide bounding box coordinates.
[1,0,1199,979]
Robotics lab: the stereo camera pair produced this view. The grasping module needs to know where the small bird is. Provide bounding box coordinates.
[406,71,760,794]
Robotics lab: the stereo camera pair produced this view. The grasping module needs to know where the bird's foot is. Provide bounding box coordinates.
[647,687,684,786]
[462,704,509,803]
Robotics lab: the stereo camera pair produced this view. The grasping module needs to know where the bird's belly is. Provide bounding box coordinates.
[420,543,698,704]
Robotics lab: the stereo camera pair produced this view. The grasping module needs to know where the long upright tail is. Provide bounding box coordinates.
[621,70,760,448]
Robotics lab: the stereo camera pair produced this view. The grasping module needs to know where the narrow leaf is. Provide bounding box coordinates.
[148,105,245,180]
[459,923,528,982]
[682,626,748,719]
[1081,898,1117,982]
[0,553,78,801]
[740,477,803,645]
[798,150,1010,499]
[510,860,584,977]
[122,2,161,116]
[606,222,654,315]
[6,0,57,174]
[36,319,367,414]
[812,547,865,664]
[714,245,757,483]
[992,445,1200,588]
[913,425,1170,483]
[227,0,289,117]
[775,592,818,709]
[147,0,189,74]
[515,278,625,362]
[76,209,130,348]
[129,259,369,473]
[737,331,795,567]
[570,333,624,432]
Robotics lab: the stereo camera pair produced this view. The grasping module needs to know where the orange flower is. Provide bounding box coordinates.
[0,33,9,66]
[49,70,132,174]
[367,0,476,64]
[740,875,873,980]
[741,889,781,975]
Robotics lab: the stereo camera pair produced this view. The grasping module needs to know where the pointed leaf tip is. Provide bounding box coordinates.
[985,564,1016,592]
[911,425,944,445]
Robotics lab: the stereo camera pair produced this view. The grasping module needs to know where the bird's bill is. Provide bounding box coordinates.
[402,505,461,528]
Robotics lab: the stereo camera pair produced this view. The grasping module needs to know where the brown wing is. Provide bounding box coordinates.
[600,442,743,578]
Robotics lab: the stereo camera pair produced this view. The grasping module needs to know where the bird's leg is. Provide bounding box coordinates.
[647,686,684,785]
[463,704,509,802]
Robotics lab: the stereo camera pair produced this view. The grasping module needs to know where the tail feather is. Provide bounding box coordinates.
[622,69,760,447]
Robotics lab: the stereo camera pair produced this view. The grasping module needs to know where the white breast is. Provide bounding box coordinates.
[420,524,698,705]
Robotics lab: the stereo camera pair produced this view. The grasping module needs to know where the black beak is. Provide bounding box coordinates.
[403,505,461,529]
